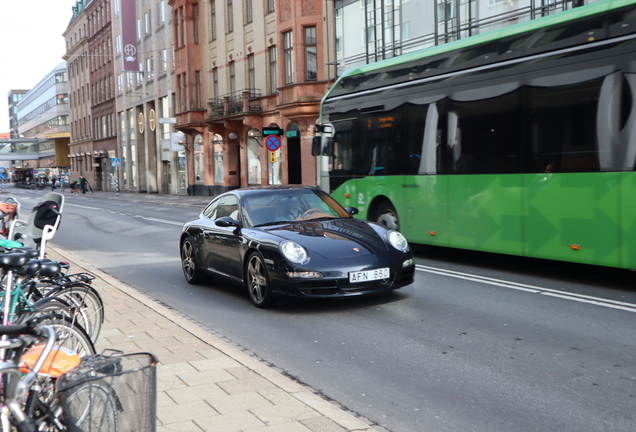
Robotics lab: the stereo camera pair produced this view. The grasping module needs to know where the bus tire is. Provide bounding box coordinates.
[374,200,399,231]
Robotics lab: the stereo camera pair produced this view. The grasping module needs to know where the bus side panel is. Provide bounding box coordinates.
[448,174,524,255]
[332,177,405,224]
[404,175,450,246]
[619,172,636,270]
[524,173,620,267]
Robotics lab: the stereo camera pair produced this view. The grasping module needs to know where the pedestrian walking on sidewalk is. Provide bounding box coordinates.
[78,176,87,194]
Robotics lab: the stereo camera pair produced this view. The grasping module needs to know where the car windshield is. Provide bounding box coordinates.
[242,189,351,227]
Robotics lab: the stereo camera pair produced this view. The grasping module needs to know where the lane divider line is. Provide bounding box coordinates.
[415,264,636,313]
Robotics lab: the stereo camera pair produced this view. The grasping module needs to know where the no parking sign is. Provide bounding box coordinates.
[265,136,281,152]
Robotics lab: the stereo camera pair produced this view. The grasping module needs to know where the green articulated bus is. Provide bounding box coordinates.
[315,0,636,269]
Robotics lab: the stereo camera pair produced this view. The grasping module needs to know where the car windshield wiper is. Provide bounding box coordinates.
[254,221,288,227]
[305,216,339,222]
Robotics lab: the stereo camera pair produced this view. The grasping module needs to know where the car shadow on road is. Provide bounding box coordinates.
[269,289,412,314]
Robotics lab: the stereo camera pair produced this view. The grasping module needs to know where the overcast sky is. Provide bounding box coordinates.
[0,0,78,132]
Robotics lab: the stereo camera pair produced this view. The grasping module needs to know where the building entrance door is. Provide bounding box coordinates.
[287,123,301,184]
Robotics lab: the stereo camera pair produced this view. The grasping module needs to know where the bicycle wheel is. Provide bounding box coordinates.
[66,380,119,432]
[23,314,96,358]
[44,284,104,343]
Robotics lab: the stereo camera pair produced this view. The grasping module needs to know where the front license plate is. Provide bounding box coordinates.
[349,267,390,283]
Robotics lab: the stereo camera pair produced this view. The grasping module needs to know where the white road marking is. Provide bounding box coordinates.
[64,203,183,226]
[416,264,636,313]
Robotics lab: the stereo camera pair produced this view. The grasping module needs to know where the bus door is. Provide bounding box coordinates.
[326,118,357,206]
[404,101,451,246]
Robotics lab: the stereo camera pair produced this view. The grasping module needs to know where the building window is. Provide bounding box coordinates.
[229,61,236,94]
[269,46,277,93]
[193,4,199,43]
[284,31,293,85]
[213,67,219,97]
[227,0,233,33]
[179,7,185,46]
[195,71,202,109]
[214,140,224,184]
[160,49,167,73]
[211,0,217,40]
[267,0,275,13]
[305,26,317,81]
[160,96,170,140]
[245,0,252,23]
[157,0,166,25]
[146,57,154,80]
[137,18,141,39]
[144,11,152,34]
[115,35,122,55]
[248,54,255,89]
[247,135,260,185]
[194,134,204,183]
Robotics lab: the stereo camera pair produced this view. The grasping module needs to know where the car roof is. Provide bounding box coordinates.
[229,185,319,198]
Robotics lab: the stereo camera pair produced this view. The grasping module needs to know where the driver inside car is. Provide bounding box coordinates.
[276,197,302,221]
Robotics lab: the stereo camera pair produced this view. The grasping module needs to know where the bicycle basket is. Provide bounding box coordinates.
[56,352,158,432]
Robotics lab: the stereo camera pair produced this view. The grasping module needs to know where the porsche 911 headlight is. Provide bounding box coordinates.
[386,230,409,252]
[280,241,309,264]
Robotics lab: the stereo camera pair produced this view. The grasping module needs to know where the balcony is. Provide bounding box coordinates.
[208,89,262,119]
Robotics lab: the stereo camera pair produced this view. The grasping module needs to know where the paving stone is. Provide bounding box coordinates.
[197,348,230,360]
[189,357,242,371]
[250,401,319,426]
[167,341,215,354]
[299,417,348,432]
[98,328,124,338]
[217,376,278,395]
[258,388,298,405]
[157,391,177,407]
[157,401,218,425]
[176,368,237,385]
[166,382,227,403]
[155,351,207,365]
[244,421,314,432]
[194,411,264,432]
[206,392,273,414]
[157,421,203,432]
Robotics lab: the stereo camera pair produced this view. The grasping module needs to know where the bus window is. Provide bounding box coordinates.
[448,90,522,174]
[524,77,604,173]
[622,73,636,171]
[357,103,427,176]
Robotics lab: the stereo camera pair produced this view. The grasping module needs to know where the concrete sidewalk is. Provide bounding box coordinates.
[46,246,381,432]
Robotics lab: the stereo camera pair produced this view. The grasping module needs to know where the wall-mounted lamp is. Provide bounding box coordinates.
[247,128,262,146]
[93,150,99,156]
[228,131,239,141]
[212,133,225,149]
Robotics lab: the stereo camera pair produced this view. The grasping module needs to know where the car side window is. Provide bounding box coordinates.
[216,195,238,221]
[202,199,220,220]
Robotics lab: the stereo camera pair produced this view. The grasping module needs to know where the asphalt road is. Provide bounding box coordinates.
[13,190,636,432]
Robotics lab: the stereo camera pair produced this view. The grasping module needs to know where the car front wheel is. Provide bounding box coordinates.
[375,201,399,231]
[245,252,273,308]
[181,237,203,284]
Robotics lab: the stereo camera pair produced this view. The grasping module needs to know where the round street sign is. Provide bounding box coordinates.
[266,135,281,152]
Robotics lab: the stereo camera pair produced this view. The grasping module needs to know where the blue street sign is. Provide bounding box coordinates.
[266,136,281,152]
[111,158,121,167]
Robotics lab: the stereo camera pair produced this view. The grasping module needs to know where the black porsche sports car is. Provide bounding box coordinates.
[179,185,415,307]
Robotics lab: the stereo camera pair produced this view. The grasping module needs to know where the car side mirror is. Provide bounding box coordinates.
[311,136,321,156]
[215,217,240,228]
[345,207,359,216]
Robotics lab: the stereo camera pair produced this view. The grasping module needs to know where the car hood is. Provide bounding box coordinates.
[263,218,390,259]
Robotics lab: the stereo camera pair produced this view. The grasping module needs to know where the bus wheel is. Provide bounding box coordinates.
[375,201,399,231]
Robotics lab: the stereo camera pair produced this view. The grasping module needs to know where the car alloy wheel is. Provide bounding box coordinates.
[246,253,273,308]
[181,237,202,284]
[376,201,399,231]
